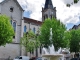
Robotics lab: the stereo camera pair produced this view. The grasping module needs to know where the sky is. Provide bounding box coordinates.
[1,0,80,30]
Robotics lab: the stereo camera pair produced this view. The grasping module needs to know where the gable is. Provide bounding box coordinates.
[0,0,24,25]
[0,0,24,11]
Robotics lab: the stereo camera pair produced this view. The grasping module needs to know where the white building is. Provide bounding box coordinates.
[0,0,56,59]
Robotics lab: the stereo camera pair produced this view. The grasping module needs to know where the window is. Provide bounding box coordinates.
[24,26,26,33]
[10,7,14,12]
[33,27,35,33]
[13,22,16,32]
[10,20,17,39]
[43,15,48,20]
[13,22,16,38]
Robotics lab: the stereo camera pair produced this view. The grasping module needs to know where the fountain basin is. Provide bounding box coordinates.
[42,54,63,60]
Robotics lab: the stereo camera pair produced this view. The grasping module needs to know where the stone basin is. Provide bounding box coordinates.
[42,54,63,60]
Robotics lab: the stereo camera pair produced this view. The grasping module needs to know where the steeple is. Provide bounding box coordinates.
[42,0,56,22]
[44,0,53,9]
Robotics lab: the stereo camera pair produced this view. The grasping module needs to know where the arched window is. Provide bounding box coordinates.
[24,26,26,33]
[33,27,35,33]
[13,22,16,32]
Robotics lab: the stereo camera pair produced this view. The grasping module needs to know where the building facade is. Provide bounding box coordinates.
[0,0,24,59]
[0,0,56,59]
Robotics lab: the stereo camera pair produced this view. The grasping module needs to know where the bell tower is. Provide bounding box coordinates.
[42,0,56,22]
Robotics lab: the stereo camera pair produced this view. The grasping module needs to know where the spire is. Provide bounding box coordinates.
[44,0,53,9]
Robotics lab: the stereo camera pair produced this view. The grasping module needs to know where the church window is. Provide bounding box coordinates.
[33,27,35,33]
[24,25,27,33]
[13,22,16,32]
[13,22,16,38]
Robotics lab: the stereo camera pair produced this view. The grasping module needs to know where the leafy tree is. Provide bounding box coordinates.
[66,0,79,7]
[63,31,71,48]
[74,0,79,3]
[21,30,40,52]
[70,29,80,53]
[39,18,67,50]
[0,15,14,46]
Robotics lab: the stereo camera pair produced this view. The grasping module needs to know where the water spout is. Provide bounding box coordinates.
[42,28,62,55]
[43,47,49,54]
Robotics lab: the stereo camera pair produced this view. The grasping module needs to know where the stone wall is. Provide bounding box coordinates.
[0,44,21,59]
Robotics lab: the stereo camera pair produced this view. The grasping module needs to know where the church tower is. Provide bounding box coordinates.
[42,0,56,22]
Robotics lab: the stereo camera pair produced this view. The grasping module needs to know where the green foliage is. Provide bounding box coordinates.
[39,18,66,50]
[70,29,80,52]
[21,30,40,52]
[63,31,71,48]
[0,15,14,46]
[74,0,79,3]
[66,0,79,7]
[66,4,71,7]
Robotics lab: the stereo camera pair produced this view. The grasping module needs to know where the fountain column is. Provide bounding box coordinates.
[42,28,63,60]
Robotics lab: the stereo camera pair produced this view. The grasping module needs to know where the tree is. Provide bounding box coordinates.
[39,18,67,50]
[70,29,80,53]
[63,31,71,48]
[66,0,79,7]
[21,30,40,52]
[74,0,79,3]
[0,15,14,46]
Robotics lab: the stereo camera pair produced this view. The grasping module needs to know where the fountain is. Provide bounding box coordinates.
[42,28,64,60]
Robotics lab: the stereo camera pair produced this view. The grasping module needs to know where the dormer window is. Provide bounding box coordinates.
[10,7,14,12]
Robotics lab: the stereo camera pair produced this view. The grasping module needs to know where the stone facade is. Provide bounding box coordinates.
[0,0,23,59]
[0,0,42,59]
[0,44,20,59]
[0,0,56,59]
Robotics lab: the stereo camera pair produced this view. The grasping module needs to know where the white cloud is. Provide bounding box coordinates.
[17,0,80,26]
[1,0,80,29]
[17,0,45,21]
[0,0,3,2]
[53,0,80,24]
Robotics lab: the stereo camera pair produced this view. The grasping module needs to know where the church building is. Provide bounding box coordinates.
[0,0,56,59]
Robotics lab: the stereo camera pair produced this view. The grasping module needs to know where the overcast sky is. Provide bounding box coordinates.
[17,0,80,30]
[1,0,80,29]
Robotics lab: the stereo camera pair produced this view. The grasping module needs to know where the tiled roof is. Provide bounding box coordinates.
[23,17,42,25]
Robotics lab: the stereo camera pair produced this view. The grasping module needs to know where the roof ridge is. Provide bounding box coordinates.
[0,0,24,11]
